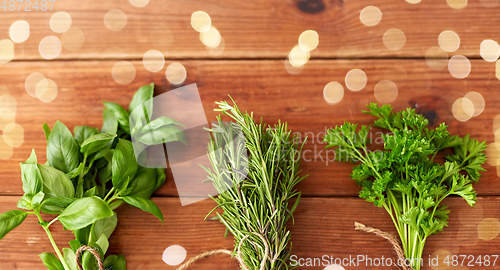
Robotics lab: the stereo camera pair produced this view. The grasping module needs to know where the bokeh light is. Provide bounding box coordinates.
[447,0,468,9]
[480,0,499,7]
[486,142,500,166]
[112,61,136,84]
[3,123,24,147]
[345,69,367,91]
[452,97,474,122]
[0,136,13,159]
[360,6,382,27]
[104,10,127,31]
[36,79,58,103]
[143,50,165,72]
[448,55,471,79]
[25,73,46,98]
[430,250,453,270]
[284,57,303,74]
[191,11,211,32]
[61,27,85,51]
[480,39,500,62]
[162,245,186,266]
[9,21,30,43]
[129,0,149,7]
[438,30,460,53]
[477,218,500,241]
[200,26,221,48]
[406,0,422,3]
[0,39,15,63]
[50,12,72,33]
[166,62,187,85]
[289,45,310,67]
[374,80,398,103]
[323,82,344,105]
[206,37,225,56]
[383,29,406,51]
[298,30,319,52]
[464,91,485,116]
[39,36,62,60]
[425,46,448,70]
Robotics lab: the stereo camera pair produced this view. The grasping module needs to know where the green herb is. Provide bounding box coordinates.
[324,103,486,270]
[0,83,181,270]
[205,98,307,270]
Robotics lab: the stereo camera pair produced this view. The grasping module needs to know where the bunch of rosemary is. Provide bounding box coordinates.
[204,99,307,270]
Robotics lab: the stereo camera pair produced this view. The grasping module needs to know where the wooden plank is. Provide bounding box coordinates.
[0,196,498,269]
[0,59,499,196]
[0,0,498,60]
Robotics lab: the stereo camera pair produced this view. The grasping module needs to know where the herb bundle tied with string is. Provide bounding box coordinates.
[179,98,307,270]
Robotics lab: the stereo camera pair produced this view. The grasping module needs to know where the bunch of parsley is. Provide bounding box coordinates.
[0,84,184,270]
[323,103,486,270]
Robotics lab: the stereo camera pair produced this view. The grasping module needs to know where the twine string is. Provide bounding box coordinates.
[75,245,104,270]
[354,222,414,270]
[176,232,269,270]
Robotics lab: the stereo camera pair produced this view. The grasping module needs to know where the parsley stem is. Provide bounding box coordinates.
[35,210,71,270]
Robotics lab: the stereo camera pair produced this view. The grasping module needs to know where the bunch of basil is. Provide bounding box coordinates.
[0,83,182,270]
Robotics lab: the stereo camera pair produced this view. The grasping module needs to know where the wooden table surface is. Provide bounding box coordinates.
[1,0,500,269]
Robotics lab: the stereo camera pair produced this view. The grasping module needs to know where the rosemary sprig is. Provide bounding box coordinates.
[205,98,307,270]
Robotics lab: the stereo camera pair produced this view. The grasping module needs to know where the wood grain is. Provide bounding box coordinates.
[0,196,498,270]
[0,59,499,196]
[0,0,498,60]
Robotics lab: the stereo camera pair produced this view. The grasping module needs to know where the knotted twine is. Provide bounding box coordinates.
[354,222,414,270]
[76,245,104,270]
[176,232,269,270]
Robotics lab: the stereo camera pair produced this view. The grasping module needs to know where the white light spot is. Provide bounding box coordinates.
[464,91,485,117]
[50,12,72,33]
[406,0,422,3]
[323,82,344,105]
[200,26,221,48]
[143,50,165,72]
[0,39,15,63]
[39,36,62,60]
[206,37,225,56]
[9,21,30,43]
[374,80,398,103]
[383,29,406,51]
[284,57,303,74]
[166,62,187,85]
[324,265,345,270]
[289,45,310,67]
[425,46,448,70]
[438,30,460,53]
[191,11,211,33]
[447,0,468,9]
[104,10,127,31]
[345,69,367,91]
[25,72,46,98]
[3,123,24,147]
[298,30,319,51]
[448,55,471,79]
[36,79,58,103]
[452,97,474,122]
[129,0,149,7]
[61,27,85,51]
[360,6,382,26]
[480,39,500,62]
[162,245,186,266]
[112,61,136,85]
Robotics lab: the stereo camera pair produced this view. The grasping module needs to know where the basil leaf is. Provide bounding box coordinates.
[103,102,130,134]
[67,162,85,179]
[0,210,28,240]
[74,126,99,146]
[83,187,96,197]
[129,99,153,137]
[96,234,109,254]
[38,164,75,198]
[98,161,112,186]
[128,167,157,199]
[69,239,82,252]
[17,191,45,210]
[129,83,154,113]
[63,248,78,270]
[38,252,64,270]
[42,123,51,141]
[101,108,118,135]
[112,139,138,190]
[20,149,43,195]
[73,226,91,245]
[82,241,104,270]
[138,125,186,145]
[103,254,126,270]
[47,121,80,173]
[122,196,163,223]
[141,116,184,132]
[41,197,75,215]
[156,168,166,191]
[80,133,116,156]
[58,197,113,231]
[90,212,117,243]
